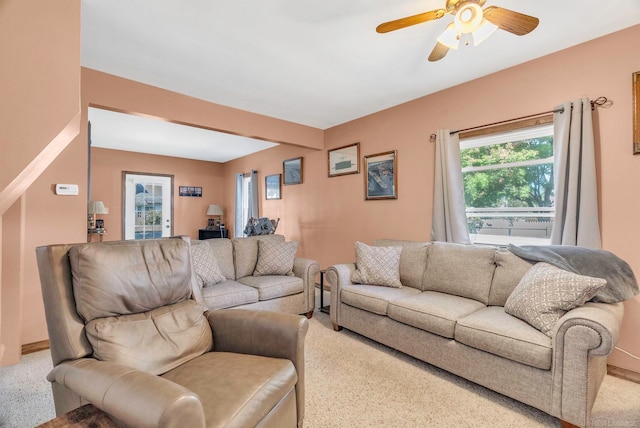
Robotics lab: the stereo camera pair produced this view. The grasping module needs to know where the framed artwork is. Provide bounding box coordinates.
[328,142,360,177]
[265,174,281,200]
[634,71,640,154]
[178,186,202,197]
[364,150,397,200]
[283,157,303,185]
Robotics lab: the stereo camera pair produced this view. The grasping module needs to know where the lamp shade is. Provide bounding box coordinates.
[207,204,223,216]
[437,22,459,49]
[88,201,108,215]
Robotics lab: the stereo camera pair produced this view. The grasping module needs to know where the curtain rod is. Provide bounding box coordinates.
[429,96,609,143]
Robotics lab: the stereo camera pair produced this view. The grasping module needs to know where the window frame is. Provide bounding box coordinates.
[459,115,554,246]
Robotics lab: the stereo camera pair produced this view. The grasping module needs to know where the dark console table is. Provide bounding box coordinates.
[198,229,229,240]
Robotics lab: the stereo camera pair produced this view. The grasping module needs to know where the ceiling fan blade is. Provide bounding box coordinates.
[428,42,449,62]
[376,9,446,33]
[483,6,539,36]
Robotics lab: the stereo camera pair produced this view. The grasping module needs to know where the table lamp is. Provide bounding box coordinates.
[206,204,223,230]
[88,201,108,231]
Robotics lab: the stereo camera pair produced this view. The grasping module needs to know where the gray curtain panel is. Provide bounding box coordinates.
[551,98,601,249]
[234,173,244,237]
[431,130,470,243]
[249,170,259,219]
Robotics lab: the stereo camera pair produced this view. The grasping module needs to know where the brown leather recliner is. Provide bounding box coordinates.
[36,237,309,427]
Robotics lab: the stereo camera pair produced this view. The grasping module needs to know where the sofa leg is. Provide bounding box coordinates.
[332,323,342,331]
[304,310,313,319]
[560,420,579,428]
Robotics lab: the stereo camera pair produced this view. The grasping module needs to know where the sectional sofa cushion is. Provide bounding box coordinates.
[341,284,421,315]
[422,242,496,304]
[85,300,213,375]
[69,239,193,322]
[253,239,298,276]
[352,241,402,288]
[191,242,226,287]
[200,280,259,310]
[238,275,303,301]
[504,262,607,336]
[373,240,430,289]
[387,291,485,339]
[455,306,552,370]
[233,235,285,279]
[488,249,534,306]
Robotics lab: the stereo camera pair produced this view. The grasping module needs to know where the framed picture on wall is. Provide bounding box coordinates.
[265,174,281,200]
[634,71,640,154]
[328,142,360,177]
[283,157,303,185]
[364,150,397,200]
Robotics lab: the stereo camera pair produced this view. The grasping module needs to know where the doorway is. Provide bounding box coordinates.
[123,172,173,240]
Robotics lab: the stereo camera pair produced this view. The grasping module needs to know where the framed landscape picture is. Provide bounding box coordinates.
[328,142,360,177]
[364,150,397,200]
[265,174,281,200]
[283,157,303,185]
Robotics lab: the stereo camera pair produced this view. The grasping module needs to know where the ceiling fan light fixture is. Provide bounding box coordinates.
[437,22,459,49]
[472,18,498,46]
[454,3,483,34]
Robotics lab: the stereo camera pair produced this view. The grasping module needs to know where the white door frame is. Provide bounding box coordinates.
[123,172,174,240]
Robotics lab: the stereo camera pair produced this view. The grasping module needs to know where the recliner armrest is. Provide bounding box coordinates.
[48,358,206,428]
[207,309,308,426]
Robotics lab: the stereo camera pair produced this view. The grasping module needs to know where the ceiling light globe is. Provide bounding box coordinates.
[454,3,483,34]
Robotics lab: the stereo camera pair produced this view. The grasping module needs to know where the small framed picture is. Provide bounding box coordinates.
[364,150,397,200]
[179,186,202,197]
[265,174,281,200]
[328,142,360,177]
[283,157,303,185]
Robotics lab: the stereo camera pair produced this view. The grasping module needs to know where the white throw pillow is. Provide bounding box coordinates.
[504,262,607,337]
[253,239,298,276]
[351,241,402,288]
[191,243,226,287]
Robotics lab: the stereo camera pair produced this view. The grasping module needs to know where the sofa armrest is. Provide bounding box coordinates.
[293,257,320,313]
[325,263,356,327]
[48,358,205,428]
[551,302,624,426]
[207,309,309,426]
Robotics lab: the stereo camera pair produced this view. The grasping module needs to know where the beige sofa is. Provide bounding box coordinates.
[36,237,309,427]
[191,234,319,318]
[326,240,626,428]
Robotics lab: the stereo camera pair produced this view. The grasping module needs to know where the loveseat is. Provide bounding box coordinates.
[190,234,319,318]
[326,239,637,428]
[36,237,309,427]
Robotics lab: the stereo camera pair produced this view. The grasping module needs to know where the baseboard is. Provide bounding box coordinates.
[21,340,50,355]
[607,364,640,384]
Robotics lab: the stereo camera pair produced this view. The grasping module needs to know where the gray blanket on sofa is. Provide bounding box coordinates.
[508,244,639,304]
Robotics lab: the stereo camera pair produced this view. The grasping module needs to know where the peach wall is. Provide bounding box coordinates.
[0,0,82,365]
[82,68,324,150]
[224,25,640,373]
[90,148,225,241]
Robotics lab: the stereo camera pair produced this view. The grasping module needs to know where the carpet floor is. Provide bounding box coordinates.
[2,301,639,427]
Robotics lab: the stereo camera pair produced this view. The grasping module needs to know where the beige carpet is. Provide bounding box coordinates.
[306,311,640,428]
[2,306,639,427]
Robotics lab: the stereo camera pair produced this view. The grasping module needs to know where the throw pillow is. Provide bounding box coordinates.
[504,262,607,337]
[351,241,402,288]
[191,243,226,287]
[253,239,298,276]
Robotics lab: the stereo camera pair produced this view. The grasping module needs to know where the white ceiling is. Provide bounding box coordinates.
[81,0,640,161]
[88,107,278,163]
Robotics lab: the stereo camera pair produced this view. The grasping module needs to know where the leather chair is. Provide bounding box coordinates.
[36,237,309,427]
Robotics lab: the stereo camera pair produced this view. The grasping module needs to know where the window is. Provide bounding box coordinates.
[460,122,554,245]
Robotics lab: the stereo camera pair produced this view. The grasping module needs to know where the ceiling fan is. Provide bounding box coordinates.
[376,0,539,62]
